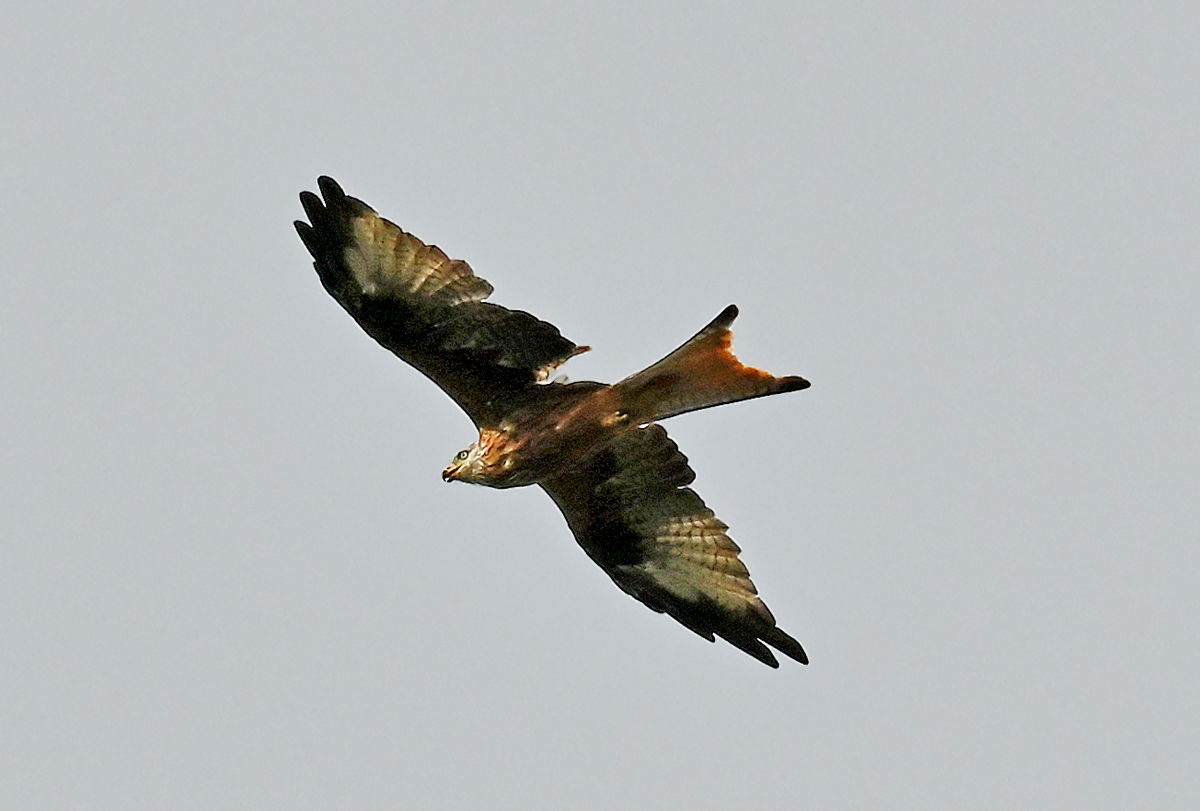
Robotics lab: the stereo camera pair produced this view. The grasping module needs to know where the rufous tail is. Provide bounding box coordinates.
[613,305,809,423]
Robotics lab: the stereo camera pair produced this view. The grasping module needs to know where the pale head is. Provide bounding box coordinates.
[441,428,528,488]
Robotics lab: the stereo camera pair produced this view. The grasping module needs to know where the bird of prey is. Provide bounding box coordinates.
[295,177,811,667]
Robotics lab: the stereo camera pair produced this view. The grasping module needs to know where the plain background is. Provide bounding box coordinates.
[3,2,1197,809]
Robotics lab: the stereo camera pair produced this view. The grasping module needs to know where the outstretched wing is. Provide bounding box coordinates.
[295,176,586,427]
[540,424,807,668]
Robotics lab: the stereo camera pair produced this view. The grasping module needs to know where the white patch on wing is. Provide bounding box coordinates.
[344,215,387,295]
[344,212,492,306]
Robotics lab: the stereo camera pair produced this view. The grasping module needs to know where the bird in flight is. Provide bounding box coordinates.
[295,177,811,667]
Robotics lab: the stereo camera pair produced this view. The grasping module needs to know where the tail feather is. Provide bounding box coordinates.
[615,305,809,422]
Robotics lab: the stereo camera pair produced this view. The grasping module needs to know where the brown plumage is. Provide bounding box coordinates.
[296,176,811,667]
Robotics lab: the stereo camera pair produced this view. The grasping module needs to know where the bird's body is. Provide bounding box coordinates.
[296,176,812,667]
[444,381,616,488]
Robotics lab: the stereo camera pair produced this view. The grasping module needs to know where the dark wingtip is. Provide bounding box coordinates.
[737,636,784,668]
[294,220,318,256]
[299,190,325,225]
[780,375,811,393]
[763,626,809,665]
[316,175,344,202]
[784,642,809,666]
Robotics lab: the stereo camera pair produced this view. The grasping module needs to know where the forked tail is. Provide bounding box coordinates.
[613,305,809,423]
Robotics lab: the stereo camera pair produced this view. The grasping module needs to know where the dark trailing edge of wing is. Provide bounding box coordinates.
[295,176,585,426]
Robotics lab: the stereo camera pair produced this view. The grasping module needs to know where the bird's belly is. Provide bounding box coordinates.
[494,419,622,487]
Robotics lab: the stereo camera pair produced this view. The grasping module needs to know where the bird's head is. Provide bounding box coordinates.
[442,443,486,484]
[442,428,525,487]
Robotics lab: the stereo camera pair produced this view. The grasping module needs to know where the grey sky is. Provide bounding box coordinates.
[2,2,1197,809]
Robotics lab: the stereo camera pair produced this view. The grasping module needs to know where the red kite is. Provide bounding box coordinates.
[296,177,810,667]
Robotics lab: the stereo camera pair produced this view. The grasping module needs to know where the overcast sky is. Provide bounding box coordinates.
[3,2,1198,809]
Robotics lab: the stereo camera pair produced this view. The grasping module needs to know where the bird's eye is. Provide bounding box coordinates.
[455,450,470,461]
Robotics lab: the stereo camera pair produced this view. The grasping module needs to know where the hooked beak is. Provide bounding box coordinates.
[442,464,459,483]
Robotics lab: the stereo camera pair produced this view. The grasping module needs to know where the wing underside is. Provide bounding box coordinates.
[295,176,585,426]
[541,424,807,668]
